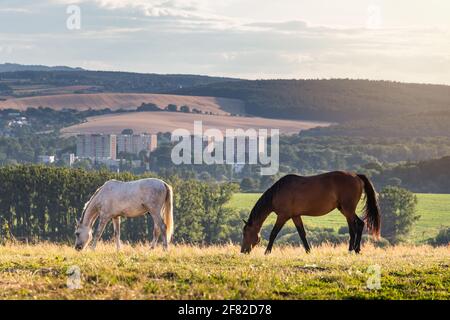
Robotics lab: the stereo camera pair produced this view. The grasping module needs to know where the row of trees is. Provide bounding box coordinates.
[0,165,242,244]
[0,165,445,246]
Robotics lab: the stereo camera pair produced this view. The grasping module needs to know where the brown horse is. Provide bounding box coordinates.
[241,171,381,254]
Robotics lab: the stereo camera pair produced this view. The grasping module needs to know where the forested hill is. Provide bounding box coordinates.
[0,63,84,72]
[0,70,238,95]
[373,156,450,193]
[172,79,450,122]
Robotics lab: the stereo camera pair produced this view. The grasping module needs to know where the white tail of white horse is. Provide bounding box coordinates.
[163,182,174,243]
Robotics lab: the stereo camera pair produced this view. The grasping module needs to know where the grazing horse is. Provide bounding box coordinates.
[74,178,173,251]
[241,172,381,254]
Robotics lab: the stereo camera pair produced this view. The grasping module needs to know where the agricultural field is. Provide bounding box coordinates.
[0,93,245,115]
[61,111,330,136]
[227,193,450,243]
[0,244,448,300]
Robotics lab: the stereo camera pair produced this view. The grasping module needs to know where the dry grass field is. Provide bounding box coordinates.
[61,111,331,136]
[0,93,245,115]
[0,243,448,300]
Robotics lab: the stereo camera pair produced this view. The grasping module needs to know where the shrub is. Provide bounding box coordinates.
[429,227,450,246]
[379,186,420,244]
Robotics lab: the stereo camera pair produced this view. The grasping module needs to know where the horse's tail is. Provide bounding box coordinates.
[162,182,174,243]
[357,174,381,239]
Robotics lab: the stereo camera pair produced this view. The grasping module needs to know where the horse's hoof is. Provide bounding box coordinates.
[264,250,271,255]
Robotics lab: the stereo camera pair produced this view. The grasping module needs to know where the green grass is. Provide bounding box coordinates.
[227,193,450,243]
[0,244,448,300]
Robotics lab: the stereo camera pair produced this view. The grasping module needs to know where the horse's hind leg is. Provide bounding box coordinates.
[292,215,310,253]
[345,216,356,252]
[149,207,168,251]
[339,205,357,252]
[144,203,168,251]
[354,217,365,254]
[265,215,288,255]
[150,224,161,249]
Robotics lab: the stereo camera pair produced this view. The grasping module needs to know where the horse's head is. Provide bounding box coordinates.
[74,221,93,251]
[241,219,261,254]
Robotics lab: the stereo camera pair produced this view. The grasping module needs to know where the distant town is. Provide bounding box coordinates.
[39,130,158,171]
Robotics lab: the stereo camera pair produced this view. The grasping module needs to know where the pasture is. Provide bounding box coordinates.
[0,244,448,300]
[228,193,450,243]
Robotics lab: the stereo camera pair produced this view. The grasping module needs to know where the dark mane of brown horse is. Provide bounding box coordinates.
[247,175,295,226]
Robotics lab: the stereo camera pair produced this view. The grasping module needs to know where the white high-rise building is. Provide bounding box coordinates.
[76,134,117,160]
[117,133,158,156]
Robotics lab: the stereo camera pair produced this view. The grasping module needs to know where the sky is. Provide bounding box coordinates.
[0,0,449,84]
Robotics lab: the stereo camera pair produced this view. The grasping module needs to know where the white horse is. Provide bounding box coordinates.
[74,178,173,251]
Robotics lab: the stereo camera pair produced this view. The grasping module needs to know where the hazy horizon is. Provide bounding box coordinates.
[1,1,450,85]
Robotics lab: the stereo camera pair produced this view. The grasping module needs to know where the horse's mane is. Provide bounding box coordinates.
[248,182,278,226]
[248,175,299,226]
[79,185,103,224]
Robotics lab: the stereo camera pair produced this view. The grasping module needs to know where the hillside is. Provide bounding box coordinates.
[302,111,450,137]
[0,93,245,115]
[372,156,450,193]
[3,69,450,138]
[172,79,450,122]
[61,111,330,136]
[0,70,237,98]
[0,63,84,72]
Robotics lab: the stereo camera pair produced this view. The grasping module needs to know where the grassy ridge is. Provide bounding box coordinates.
[227,193,450,243]
[0,244,448,300]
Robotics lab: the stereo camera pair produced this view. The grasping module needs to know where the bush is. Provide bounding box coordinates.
[137,103,160,112]
[361,235,391,248]
[270,226,348,246]
[429,227,450,246]
[379,186,420,244]
[338,226,349,234]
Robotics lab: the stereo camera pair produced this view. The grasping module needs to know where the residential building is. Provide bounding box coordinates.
[117,133,158,156]
[76,134,117,160]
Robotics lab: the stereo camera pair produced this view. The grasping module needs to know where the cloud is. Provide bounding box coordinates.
[0,8,32,13]
[245,20,309,32]
[1,0,449,84]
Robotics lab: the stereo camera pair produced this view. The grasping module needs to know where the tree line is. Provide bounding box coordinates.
[0,165,241,245]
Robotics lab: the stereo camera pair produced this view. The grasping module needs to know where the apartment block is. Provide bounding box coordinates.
[76,134,117,160]
[117,133,158,156]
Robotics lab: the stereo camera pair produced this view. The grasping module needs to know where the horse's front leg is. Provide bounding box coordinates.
[91,216,109,250]
[113,217,121,251]
[265,215,288,255]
